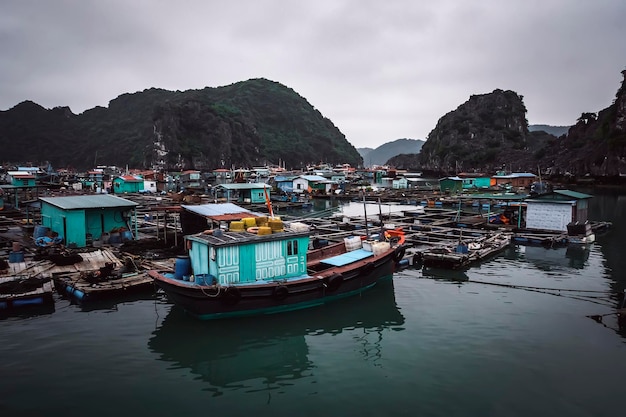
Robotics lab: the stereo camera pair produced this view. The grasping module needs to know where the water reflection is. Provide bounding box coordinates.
[422,267,470,282]
[503,244,590,270]
[74,291,158,312]
[148,279,404,393]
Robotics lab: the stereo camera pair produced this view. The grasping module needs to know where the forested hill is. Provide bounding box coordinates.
[0,79,362,170]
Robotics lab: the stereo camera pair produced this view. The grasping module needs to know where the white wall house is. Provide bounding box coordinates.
[525,201,573,231]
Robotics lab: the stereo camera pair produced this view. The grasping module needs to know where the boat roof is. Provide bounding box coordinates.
[187,229,310,247]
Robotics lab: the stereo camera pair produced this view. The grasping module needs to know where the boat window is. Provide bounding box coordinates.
[287,240,298,256]
[210,247,216,261]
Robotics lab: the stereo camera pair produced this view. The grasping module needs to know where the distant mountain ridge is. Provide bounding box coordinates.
[0,79,362,170]
[528,124,570,137]
[357,138,425,167]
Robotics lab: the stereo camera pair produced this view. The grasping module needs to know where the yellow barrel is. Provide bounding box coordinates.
[257,226,272,236]
[242,217,257,228]
[229,221,245,232]
[255,216,268,227]
[268,219,284,233]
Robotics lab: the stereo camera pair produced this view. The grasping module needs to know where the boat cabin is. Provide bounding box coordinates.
[185,225,310,286]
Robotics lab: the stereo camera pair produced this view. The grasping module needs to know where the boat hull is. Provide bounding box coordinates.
[150,253,396,320]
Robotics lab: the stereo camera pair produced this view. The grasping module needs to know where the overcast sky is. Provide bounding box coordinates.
[1,1,625,149]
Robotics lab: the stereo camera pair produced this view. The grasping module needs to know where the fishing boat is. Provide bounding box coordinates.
[148,278,404,388]
[148,211,406,320]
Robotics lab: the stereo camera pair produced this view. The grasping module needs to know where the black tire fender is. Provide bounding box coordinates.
[392,246,406,263]
[326,273,343,292]
[273,285,289,301]
[222,286,241,305]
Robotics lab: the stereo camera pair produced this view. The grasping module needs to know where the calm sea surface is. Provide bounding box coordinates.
[2,188,625,417]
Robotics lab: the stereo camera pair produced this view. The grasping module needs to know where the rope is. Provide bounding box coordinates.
[200,283,221,298]
[468,280,611,294]
[467,279,614,307]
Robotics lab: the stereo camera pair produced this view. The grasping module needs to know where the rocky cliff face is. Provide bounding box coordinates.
[417,89,544,174]
[545,70,626,176]
[415,71,626,177]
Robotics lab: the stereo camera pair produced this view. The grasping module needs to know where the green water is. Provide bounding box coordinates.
[1,189,624,417]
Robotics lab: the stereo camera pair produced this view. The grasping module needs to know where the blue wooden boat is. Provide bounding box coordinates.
[149,219,406,320]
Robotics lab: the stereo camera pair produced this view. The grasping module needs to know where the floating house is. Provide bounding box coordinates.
[392,177,409,189]
[273,175,298,193]
[112,175,144,194]
[293,175,334,194]
[439,177,463,193]
[6,171,36,187]
[39,195,138,247]
[212,168,231,184]
[492,172,537,189]
[524,190,593,232]
[180,170,202,190]
[458,173,493,189]
[215,183,271,204]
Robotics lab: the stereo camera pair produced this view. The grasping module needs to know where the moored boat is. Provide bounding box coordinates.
[52,250,153,302]
[149,217,406,320]
[0,275,55,313]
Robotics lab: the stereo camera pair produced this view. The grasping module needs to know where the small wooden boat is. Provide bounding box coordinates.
[0,275,55,312]
[52,251,154,302]
[149,218,406,320]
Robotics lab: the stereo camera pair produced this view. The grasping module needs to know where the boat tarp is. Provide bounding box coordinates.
[320,249,374,266]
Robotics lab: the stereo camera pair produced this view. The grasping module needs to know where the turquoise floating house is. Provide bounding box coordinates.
[39,195,138,248]
[112,175,144,194]
[7,171,36,187]
[458,173,493,189]
[215,183,271,204]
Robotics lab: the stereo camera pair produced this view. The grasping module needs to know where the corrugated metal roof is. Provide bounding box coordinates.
[298,175,327,182]
[216,183,270,190]
[39,195,138,210]
[181,203,255,219]
[493,173,537,178]
[553,189,593,199]
[117,175,143,182]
